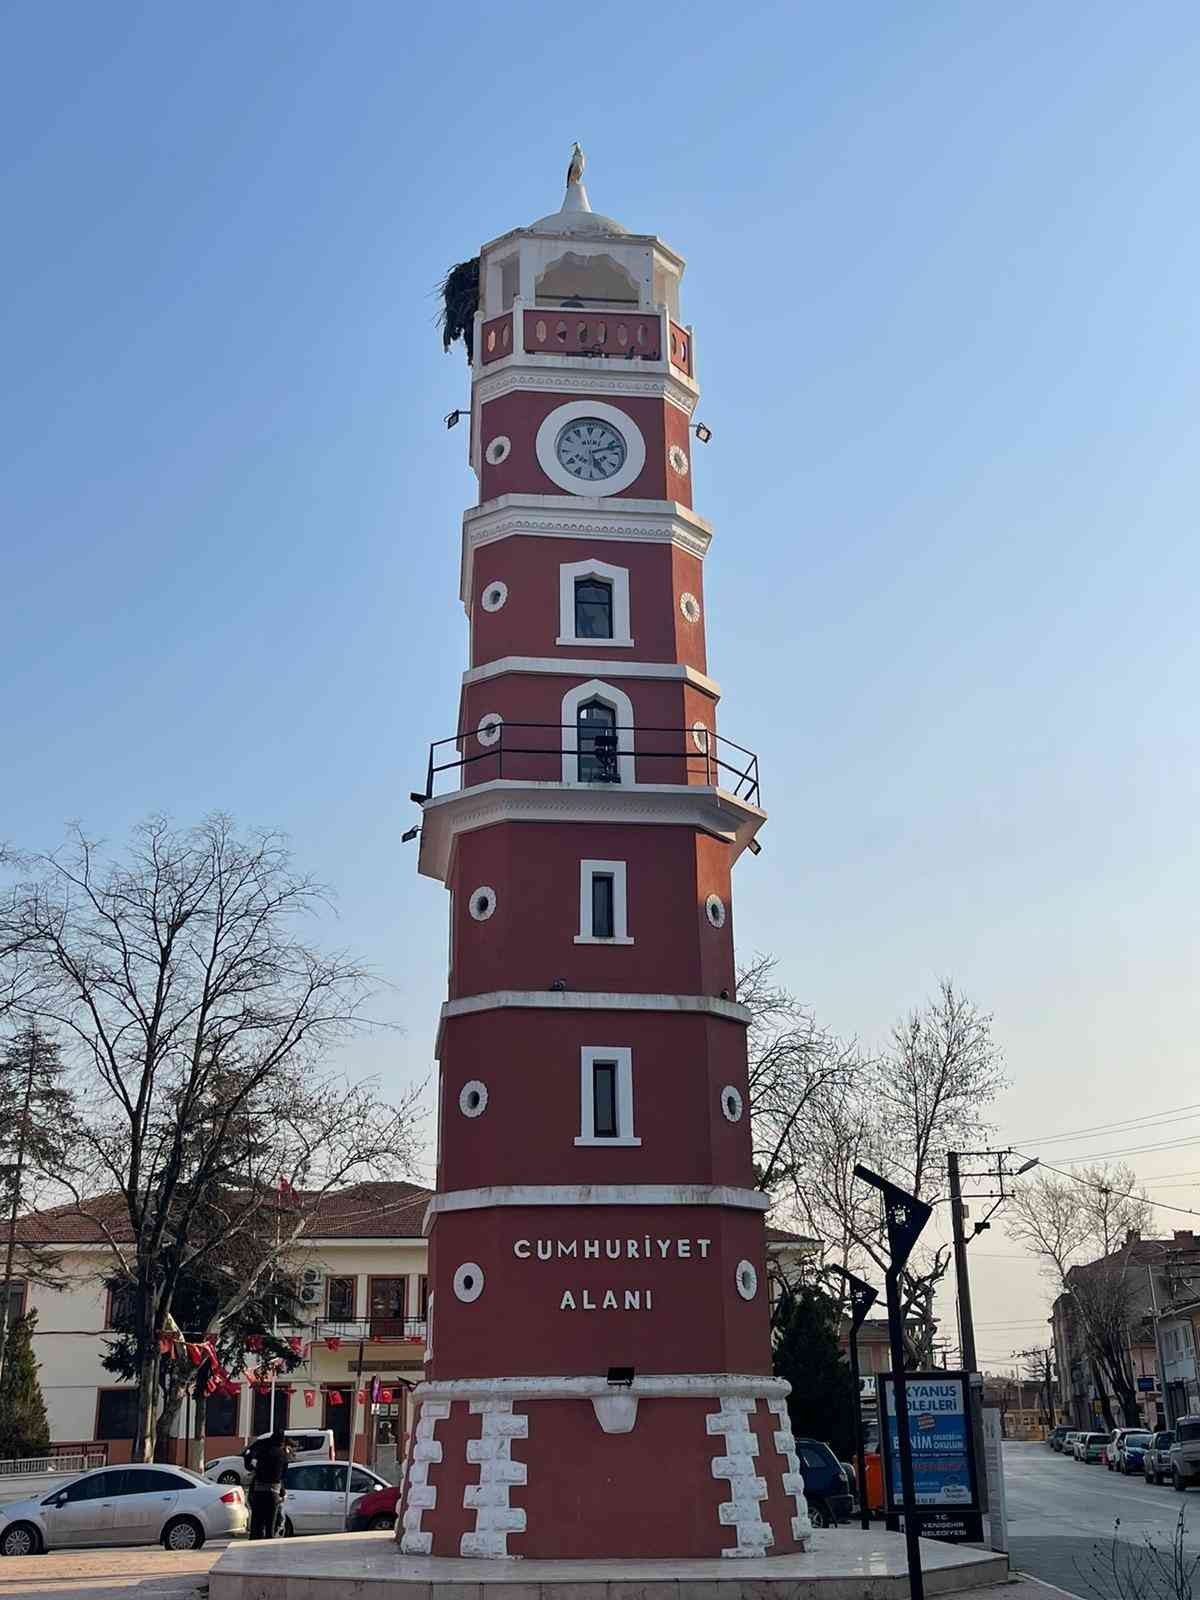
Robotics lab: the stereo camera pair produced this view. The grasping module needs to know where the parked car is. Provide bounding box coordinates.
[1144,1431,1176,1485]
[1169,1416,1200,1491]
[793,1437,854,1528]
[204,1428,335,1487]
[346,1480,400,1532]
[1062,1430,1079,1456]
[280,1462,390,1537]
[0,1464,246,1557]
[1105,1428,1141,1470]
[1077,1432,1109,1463]
[1114,1431,1154,1475]
[1048,1425,1073,1452]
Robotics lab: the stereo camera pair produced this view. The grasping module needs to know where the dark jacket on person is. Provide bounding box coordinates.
[244,1439,291,1490]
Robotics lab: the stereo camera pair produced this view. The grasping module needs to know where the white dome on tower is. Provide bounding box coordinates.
[528,145,629,238]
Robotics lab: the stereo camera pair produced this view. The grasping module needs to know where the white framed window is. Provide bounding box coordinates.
[575,860,633,945]
[557,558,633,647]
[575,1046,639,1147]
[560,679,635,785]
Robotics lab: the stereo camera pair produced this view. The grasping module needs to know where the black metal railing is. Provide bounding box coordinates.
[300,1316,428,1346]
[423,722,761,806]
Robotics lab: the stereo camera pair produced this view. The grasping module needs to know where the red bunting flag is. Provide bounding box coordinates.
[287,1336,303,1354]
[158,1335,175,1356]
[356,1389,366,1405]
[185,1343,202,1366]
[380,1388,394,1404]
[304,1388,316,1407]
[246,1335,263,1353]
[327,1390,343,1407]
[325,1336,341,1351]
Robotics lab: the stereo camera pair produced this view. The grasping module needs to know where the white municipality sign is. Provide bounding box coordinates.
[982,1407,1008,1553]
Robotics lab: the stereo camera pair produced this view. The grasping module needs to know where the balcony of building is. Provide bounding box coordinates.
[476,305,693,380]
[424,720,759,806]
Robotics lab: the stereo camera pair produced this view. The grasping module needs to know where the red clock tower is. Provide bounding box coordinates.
[399,155,808,1562]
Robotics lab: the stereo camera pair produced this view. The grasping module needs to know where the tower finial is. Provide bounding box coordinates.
[562,142,592,215]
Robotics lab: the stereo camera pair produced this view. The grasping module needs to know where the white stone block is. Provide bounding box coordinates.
[400,1530,432,1555]
[485,1412,530,1437]
[408,1460,429,1486]
[406,1483,436,1510]
[401,1507,426,1532]
[421,1400,451,1420]
[782,1472,806,1496]
[478,1458,527,1485]
[460,1531,512,1558]
[476,1505,526,1532]
[792,1513,812,1538]
[467,1436,513,1464]
[711,1454,759,1479]
[412,1440,443,1463]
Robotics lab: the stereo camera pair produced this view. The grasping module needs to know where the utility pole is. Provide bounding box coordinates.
[948,1153,978,1374]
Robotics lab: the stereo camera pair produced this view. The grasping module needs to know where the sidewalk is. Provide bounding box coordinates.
[0,1544,219,1598]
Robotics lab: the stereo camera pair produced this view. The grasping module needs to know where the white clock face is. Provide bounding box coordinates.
[555,418,628,482]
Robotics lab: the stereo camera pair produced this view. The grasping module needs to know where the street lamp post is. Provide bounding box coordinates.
[831,1265,878,1531]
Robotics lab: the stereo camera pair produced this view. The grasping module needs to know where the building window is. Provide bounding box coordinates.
[327,1276,356,1321]
[2,1281,25,1330]
[252,1385,291,1436]
[574,577,613,640]
[418,1274,429,1319]
[324,1388,352,1454]
[592,1061,618,1138]
[577,699,619,783]
[96,1388,139,1440]
[206,1388,239,1437]
[576,1046,639,1147]
[576,859,632,944]
[557,559,632,647]
[104,1281,137,1331]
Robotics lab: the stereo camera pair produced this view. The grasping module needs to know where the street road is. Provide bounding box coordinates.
[1004,1440,1200,1598]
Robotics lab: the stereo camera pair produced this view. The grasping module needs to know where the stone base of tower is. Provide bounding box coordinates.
[395,1375,806,1560]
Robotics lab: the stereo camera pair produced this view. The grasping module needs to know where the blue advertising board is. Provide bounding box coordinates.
[878,1372,982,1543]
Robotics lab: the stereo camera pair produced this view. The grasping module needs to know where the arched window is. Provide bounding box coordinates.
[576,698,618,784]
[574,577,613,640]
[560,679,636,785]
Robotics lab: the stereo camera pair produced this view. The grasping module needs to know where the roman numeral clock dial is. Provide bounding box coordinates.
[555,418,628,482]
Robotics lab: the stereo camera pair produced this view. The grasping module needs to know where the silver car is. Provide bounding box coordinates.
[0,1463,247,1556]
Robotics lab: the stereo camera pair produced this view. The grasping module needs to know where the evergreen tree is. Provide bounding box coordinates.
[0,1023,74,1381]
[772,1281,859,1459]
[0,1311,50,1459]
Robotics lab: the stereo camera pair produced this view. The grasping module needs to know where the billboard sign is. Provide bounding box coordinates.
[879,1371,982,1543]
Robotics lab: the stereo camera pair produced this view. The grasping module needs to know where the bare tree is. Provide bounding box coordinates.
[1008,1163,1152,1427]
[0,815,422,1459]
[775,978,1005,1365]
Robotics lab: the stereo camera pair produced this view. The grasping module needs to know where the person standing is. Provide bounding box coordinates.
[243,1428,292,1540]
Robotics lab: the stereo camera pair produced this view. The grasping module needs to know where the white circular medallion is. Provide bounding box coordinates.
[668,443,689,477]
[680,591,702,623]
[480,580,508,613]
[691,721,710,753]
[535,401,646,497]
[459,1080,488,1118]
[736,1260,758,1301]
[477,713,502,748]
[705,893,727,929]
[721,1085,744,1123]
[453,1263,485,1303]
[485,436,511,466]
[469,886,497,922]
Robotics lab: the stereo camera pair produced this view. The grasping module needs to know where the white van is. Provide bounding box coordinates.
[203,1428,335,1486]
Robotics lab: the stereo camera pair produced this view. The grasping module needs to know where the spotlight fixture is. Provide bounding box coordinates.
[444,408,469,430]
[691,422,713,443]
[607,1366,635,1387]
[401,826,421,844]
[409,791,429,805]
[746,837,762,857]
[1016,1156,1040,1175]
[550,978,567,992]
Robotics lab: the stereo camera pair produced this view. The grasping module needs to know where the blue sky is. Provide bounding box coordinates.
[3,1,1199,1360]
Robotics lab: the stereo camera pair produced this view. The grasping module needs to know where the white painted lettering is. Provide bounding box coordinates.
[644,1235,651,1258]
[584,1240,600,1259]
[560,1290,576,1310]
[537,1241,552,1260]
[582,1289,596,1309]
[627,1239,639,1258]
[624,1290,641,1310]
[646,1289,653,1309]
[558,1240,577,1258]
[514,1239,531,1259]
[698,1238,711,1258]
[657,1239,671,1258]
[678,1240,691,1258]
[602,1290,618,1309]
[605,1240,621,1259]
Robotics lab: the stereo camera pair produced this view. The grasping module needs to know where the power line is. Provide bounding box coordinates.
[1014,1151,1200,1220]
[1031,1134,1200,1164]
[1010,1101,1200,1147]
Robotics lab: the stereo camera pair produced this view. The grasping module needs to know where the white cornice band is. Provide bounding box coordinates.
[462,656,720,699]
[460,494,712,610]
[417,779,765,885]
[425,1183,770,1233]
[412,1373,788,1403]
[441,989,751,1024]
[474,360,698,416]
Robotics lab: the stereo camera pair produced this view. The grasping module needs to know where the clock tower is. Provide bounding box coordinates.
[400,155,808,1562]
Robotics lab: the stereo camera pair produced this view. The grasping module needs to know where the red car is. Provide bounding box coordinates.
[346,1482,399,1532]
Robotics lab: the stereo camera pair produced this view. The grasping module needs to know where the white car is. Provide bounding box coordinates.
[281,1462,390,1537]
[0,1463,246,1556]
[204,1428,334,1486]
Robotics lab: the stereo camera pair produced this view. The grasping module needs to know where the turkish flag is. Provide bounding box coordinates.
[356,1389,367,1405]
[304,1388,316,1407]
[328,1390,343,1407]
[325,1336,341,1351]
[288,1336,303,1354]
[380,1388,394,1404]
[246,1335,264,1353]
